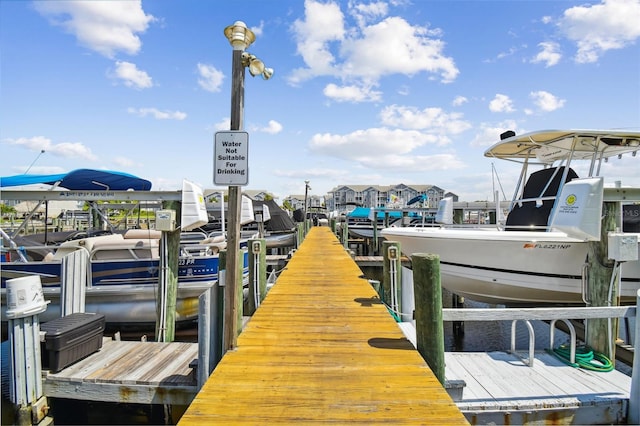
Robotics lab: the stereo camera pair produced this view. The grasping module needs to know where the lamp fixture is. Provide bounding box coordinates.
[261,67,274,80]
[241,52,274,80]
[224,21,255,50]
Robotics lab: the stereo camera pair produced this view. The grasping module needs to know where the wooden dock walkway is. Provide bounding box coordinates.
[179,227,468,424]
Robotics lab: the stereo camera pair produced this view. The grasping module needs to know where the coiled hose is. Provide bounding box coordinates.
[547,344,614,372]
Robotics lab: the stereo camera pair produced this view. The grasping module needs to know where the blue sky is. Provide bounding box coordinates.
[1,0,639,203]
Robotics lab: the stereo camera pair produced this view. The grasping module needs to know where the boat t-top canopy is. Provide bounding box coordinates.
[0,169,152,191]
[484,130,640,163]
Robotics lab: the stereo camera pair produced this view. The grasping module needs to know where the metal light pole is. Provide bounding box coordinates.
[222,21,272,352]
[304,180,310,219]
[223,21,253,352]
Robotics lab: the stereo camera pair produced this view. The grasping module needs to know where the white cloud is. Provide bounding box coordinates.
[349,1,389,28]
[289,0,345,85]
[251,21,264,37]
[228,118,284,134]
[308,127,465,172]
[310,128,440,158]
[323,83,382,102]
[214,118,231,131]
[469,121,522,147]
[452,96,468,107]
[559,0,640,63]
[127,107,187,120]
[34,0,155,59]
[111,61,152,89]
[197,63,225,92]
[531,41,562,67]
[259,120,284,134]
[357,153,465,171]
[485,46,519,63]
[341,16,458,83]
[529,90,566,112]
[4,136,97,161]
[272,167,348,180]
[489,94,515,113]
[289,0,459,93]
[379,105,471,135]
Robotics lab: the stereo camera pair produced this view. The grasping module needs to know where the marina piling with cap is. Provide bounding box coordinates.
[6,276,51,425]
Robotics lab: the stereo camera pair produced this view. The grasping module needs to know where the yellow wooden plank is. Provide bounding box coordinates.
[179,227,468,425]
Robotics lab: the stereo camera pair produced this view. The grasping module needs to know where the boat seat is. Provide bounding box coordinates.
[43,252,55,262]
[182,235,227,256]
[200,235,225,245]
[505,166,578,231]
[89,239,160,260]
[123,229,161,240]
[53,234,125,260]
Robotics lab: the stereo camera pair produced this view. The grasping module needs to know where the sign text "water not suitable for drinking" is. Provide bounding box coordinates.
[214,131,249,185]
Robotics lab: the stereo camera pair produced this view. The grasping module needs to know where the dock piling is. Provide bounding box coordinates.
[382,241,402,318]
[197,285,220,388]
[412,253,446,385]
[585,201,620,359]
[8,316,50,425]
[247,238,266,315]
[628,290,640,424]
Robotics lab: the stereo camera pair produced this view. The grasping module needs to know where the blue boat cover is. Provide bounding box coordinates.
[346,207,418,220]
[0,169,152,191]
[407,194,427,205]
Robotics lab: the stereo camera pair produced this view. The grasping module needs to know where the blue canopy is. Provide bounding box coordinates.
[346,207,418,220]
[0,169,152,191]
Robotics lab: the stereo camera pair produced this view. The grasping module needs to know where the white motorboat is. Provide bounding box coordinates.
[381,129,640,306]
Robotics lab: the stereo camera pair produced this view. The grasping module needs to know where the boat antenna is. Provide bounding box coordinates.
[491,162,508,201]
[24,149,45,174]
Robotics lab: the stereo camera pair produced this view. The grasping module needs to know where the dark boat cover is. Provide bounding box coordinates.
[253,199,296,232]
[0,169,152,191]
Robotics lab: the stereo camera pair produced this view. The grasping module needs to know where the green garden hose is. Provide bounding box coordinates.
[547,344,614,372]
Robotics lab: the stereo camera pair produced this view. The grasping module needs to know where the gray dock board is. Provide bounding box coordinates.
[444,351,631,411]
[399,321,631,422]
[42,338,199,405]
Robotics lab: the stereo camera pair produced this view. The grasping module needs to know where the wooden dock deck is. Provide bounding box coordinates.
[179,226,468,424]
[42,338,199,405]
[398,322,633,424]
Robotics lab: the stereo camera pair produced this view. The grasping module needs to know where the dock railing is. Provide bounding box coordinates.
[441,293,639,424]
[442,305,636,366]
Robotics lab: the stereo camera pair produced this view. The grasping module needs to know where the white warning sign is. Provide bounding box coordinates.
[214,131,249,186]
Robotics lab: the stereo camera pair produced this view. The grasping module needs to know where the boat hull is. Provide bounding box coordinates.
[1,252,249,325]
[347,226,384,241]
[381,227,640,306]
[1,283,212,325]
[264,231,297,249]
